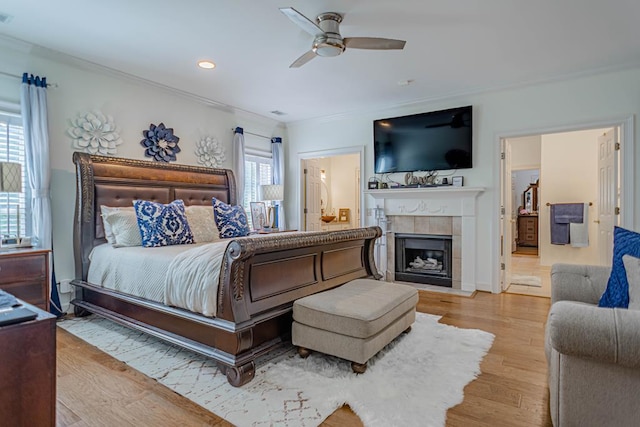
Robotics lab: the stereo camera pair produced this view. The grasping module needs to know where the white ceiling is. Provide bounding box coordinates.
[1,0,640,123]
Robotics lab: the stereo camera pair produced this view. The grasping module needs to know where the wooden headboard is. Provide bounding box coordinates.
[72,152,237,281]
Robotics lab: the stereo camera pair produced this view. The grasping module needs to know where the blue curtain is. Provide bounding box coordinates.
[233,127,245,205]
[271,137,285,229]
[20,73,63,317]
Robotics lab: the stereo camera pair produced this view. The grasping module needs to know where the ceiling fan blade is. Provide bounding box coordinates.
[279,7,324,37]
[290,50,317,68]
[344,37,406,50]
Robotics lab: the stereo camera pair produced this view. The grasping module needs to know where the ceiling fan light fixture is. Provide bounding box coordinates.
[313,43,343,57]
[197,60,216,70]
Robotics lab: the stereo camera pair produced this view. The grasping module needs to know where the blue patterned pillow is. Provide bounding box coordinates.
[212,198,250,238]
[133,199,194,247]
[599,226,640,308]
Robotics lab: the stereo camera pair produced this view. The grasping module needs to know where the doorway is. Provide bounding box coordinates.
[500,125,625,298]
[298,147,364,232]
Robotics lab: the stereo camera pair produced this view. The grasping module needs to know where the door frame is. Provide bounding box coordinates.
[297,145,365,231]
[494,115,634,294]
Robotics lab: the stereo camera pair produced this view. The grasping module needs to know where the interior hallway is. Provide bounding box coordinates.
[506,253,551,298]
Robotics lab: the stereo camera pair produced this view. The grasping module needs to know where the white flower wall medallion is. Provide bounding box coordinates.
[68,111,122,155]
[195,136,226,167]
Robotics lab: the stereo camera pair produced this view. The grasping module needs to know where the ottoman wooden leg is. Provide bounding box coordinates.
[403,325,412,334]
[351,361,367,374]
[297,347,311,358]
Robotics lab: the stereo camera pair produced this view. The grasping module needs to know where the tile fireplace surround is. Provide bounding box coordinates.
[365,186,485,292]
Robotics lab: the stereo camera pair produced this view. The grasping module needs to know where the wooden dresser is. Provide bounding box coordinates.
[517,215,539,247]
[0,301,56,426]
[0,249,50,311]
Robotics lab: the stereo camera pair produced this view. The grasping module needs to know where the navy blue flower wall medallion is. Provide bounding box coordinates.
[140,122,181,162]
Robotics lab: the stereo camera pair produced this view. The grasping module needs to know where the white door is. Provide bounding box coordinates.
[597,128,618,265]
[304,159,322,231]
[500,140,513,291]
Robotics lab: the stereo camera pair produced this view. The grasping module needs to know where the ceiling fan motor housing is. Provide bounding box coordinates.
[313,12,344,57]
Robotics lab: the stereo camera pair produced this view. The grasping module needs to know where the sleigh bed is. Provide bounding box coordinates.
[70,152,381,386]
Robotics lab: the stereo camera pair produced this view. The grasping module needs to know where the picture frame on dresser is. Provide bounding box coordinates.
[338,208,350,223]
[249,202,267,231]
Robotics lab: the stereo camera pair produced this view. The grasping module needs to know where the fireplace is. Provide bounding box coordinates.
[395,233,453,287]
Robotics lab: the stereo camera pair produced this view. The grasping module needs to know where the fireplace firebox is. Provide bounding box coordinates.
[395,233,453,287]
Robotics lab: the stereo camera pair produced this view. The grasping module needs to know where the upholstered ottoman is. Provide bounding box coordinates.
[292,279,418,373]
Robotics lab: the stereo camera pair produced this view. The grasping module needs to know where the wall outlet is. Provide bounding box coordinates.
[59,279,73,294]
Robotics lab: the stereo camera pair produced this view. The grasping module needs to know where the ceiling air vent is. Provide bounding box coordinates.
[0,13,14,24]
[270,110,286,116]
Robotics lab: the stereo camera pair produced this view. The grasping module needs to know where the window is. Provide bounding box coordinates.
[0,111,28,238]
[244,154,272,228]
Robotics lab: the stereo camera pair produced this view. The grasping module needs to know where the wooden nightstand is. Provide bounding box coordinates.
[0,301,56,426]
[0,249,50,311]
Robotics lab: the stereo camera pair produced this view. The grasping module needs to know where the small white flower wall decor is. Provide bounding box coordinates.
[68,111,122,155]
[195,136,226,168]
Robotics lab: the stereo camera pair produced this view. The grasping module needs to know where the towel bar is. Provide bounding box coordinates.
[545,202,593,206]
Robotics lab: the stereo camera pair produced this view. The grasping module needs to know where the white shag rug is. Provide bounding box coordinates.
[58,312,494,427]
[511,274,542,287]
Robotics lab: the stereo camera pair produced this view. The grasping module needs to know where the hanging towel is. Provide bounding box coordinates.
[550,203,584,245]
[569,203,589,247]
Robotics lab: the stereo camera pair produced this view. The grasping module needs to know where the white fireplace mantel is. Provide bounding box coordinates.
[364,187,485,217]
[365,186,485,293]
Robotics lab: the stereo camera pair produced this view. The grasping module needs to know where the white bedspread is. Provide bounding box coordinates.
[88,241,230,317]
[164,240,229,317]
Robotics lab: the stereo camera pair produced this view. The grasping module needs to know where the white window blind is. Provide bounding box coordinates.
[244,154,272,228]
[0,112,28,238]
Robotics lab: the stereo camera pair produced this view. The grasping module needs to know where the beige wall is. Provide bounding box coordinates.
[317,154,359,226]
[329,154,359,226]
[539,128,603,266]
[510,135,542,170]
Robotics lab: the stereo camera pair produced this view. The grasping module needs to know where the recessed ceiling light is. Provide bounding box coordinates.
[197,60,216,70]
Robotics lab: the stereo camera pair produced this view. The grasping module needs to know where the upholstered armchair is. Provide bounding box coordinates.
[545,263,640,427]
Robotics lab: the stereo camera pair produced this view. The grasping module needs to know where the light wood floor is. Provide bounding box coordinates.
[506,253,552,298]
[56,291,552,427]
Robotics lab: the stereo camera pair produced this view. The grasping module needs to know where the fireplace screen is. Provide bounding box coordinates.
[395,233,452,287]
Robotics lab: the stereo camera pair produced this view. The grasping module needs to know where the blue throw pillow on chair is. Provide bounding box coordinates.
[599,226,640,308]
[212,198,250,238]
[133,199,194,247]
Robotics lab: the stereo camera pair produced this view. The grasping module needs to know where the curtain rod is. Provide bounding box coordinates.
[0,71,58,88]
[231,128,272,140]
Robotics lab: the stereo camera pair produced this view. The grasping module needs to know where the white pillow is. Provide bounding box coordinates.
[100,205,134,244]
[102,209,142,247]
[185,205,220,243]
[623,254,640,310]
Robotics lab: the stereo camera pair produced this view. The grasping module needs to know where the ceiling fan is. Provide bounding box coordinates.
[279,7,406,68]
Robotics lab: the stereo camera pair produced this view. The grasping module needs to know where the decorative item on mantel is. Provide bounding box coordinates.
[140,123,180,162]
[195,136,225,168]
[68,111,122,155]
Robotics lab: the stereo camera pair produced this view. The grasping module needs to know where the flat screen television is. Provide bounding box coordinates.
[374,106,472,174]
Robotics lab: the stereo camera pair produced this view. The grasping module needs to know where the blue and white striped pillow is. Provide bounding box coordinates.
[133,199,194,247]
[212,198,250,238]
